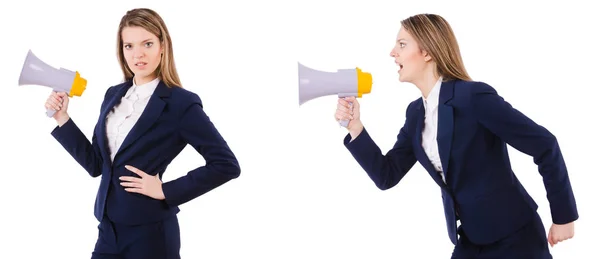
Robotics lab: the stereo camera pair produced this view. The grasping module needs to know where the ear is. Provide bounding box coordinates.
[421,49,432,62]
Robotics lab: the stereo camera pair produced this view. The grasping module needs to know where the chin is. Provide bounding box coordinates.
[132,70,150,78]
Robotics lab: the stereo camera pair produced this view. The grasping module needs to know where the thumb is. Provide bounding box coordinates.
[55,92,68,102]
[548,230,555,247]
[61,93,70,105]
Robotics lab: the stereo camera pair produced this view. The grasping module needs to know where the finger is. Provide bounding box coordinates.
[335,104,352,117]
[336,104,351,114]
[551,235,559,246]
[337,101,354,113]
[335,111,353,121]
[351,101,359,111]
[345,97,359,109]
[124,188,143,194]
[46,101,60,111]
[52,96,64,107]
[44,102,56,111]
[120,181,142,188]
[340,98,354,109]
[46,95,61,106]
[53,92,69,106]
[125,165,146,177]
[119,176,143,183]
[338,98,351,108]
[47,98,62,110]
[548,232,554,247]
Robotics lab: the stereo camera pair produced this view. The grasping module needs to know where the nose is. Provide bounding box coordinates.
[133,48,144,59]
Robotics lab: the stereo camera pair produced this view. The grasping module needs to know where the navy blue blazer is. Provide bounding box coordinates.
[51,80,240,225]
[344,79,578,245]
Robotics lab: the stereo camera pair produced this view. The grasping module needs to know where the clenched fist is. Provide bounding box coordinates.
[335,96,364,140]
[44,91,70,126]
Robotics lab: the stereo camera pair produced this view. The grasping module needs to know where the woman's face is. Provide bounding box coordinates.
[121,26,163,85]
[389,26,431,84]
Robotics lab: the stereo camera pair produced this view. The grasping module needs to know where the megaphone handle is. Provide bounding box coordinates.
[339,102,353,127]
[46,91,64,118]
[46,108,57,117]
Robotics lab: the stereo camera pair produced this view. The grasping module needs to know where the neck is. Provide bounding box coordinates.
[134,75,157,86]
[415,72,440,99]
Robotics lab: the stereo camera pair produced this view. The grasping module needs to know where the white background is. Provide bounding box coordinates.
[1,0,598,258]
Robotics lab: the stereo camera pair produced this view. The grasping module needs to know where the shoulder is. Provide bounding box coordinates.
[407,98,421,112]
[405,97,423,116]
[104,81,131,97]
[454,79,498,96]
[451,80,509,114]
[168,86,203,108]
[398,97,422,130]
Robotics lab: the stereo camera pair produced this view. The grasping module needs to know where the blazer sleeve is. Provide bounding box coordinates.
[343,102,418,190]
[50,87,112,178]
[471,82,578,225]
[161,95,241,207]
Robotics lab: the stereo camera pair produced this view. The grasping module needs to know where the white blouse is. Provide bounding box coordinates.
[421,77,444,182]
[105,78,159,162]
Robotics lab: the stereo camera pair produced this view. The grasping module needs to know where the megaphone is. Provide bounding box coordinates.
[298,62,372,127]
[18,49,87,117]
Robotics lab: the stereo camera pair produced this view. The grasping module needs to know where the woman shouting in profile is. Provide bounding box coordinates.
[335,13,577,258]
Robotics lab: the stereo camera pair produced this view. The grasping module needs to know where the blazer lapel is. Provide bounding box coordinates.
[113,81,171,160]
[414,102,447,189]
[437,80,456,179]
[96,82,133,163]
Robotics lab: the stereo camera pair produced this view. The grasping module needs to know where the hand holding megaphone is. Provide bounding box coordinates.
[18,49,87,118]
[44,91,70,123]
[335,96,363,131]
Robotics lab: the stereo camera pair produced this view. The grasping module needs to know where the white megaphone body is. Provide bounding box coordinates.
[18,49,87,117]
[298,62,372,127]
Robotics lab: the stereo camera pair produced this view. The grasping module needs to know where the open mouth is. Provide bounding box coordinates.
[135,62,147,66]
[396,61,403,70]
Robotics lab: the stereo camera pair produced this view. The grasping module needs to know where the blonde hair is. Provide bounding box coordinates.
[116,8,182,87]
[401,14,471,81]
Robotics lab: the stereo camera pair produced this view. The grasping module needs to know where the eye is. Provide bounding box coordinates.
[145,42,153,47]
[124,44,131,50]
[400,42,406,48]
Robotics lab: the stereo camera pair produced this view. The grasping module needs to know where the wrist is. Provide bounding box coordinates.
[56,114,70,127]
[348,121,364,140]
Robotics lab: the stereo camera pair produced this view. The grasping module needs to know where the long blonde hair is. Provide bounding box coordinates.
[401,14,471,81]
[116,8,182,87]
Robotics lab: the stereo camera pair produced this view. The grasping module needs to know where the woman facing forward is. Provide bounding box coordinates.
[45,8,240,259]
[335,13,577,258]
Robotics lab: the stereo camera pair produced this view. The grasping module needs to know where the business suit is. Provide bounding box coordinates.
[51,80,240,258]
[344,79,578,258]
